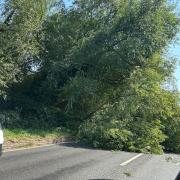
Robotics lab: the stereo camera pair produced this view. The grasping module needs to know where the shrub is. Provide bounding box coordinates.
[78,108,167,154]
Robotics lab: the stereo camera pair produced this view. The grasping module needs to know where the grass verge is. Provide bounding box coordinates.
[3,127,74,151]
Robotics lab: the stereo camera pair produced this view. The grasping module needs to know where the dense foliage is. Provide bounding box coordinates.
[0,0,180,154]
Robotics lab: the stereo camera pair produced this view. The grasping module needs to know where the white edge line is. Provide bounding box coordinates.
[3,141,75,153]
[120,153,143,166]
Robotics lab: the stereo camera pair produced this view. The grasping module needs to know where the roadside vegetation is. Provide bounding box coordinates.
[0,0,180,154]
[3,128,73,150]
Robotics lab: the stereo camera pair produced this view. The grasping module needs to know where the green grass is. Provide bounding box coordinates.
[3,127,74,150]
[4,127,71,140]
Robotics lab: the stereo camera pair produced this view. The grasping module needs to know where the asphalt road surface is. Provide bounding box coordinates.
[0,143,179,180]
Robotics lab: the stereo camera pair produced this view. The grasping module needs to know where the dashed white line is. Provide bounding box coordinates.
[120,153,143,166]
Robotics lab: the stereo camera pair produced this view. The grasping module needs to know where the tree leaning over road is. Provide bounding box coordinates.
[0,0,180,154]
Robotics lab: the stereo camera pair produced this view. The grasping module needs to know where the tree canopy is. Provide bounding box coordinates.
[0,0,180,154]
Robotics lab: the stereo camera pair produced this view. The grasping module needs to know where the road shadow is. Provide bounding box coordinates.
[58,142,99,150]
[58,142,115,152]
[175,171,180,180]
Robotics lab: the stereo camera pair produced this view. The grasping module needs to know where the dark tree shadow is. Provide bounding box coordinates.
[58,142,110,151]
[58,142,94,149]
[88,179,114,180]
[175,171,180,180]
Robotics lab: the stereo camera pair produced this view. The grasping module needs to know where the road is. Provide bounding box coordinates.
[0,143,179,180]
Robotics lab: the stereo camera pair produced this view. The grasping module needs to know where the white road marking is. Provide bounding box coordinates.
[176,162,180,166]
[3,142,75,153]
[120,153,143,166]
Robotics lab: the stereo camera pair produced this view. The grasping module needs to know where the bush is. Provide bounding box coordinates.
[128,120,167,154]
[78,108,167,154]
[79,119,133,150]
[163,120,180,153]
